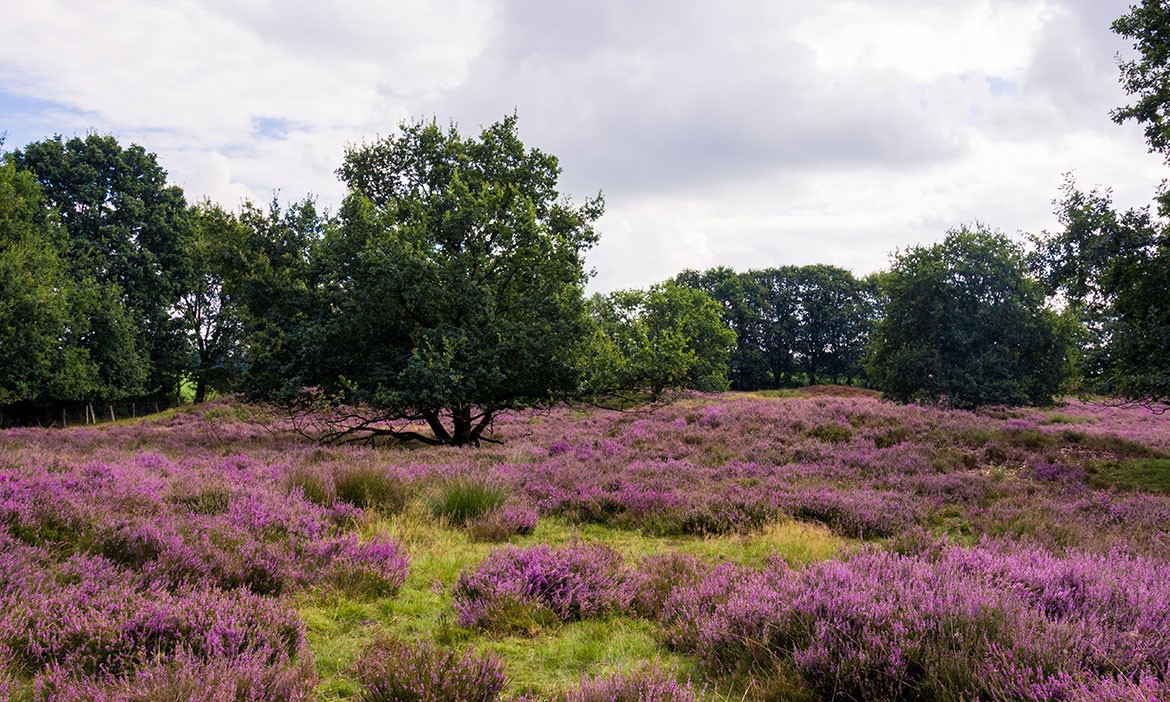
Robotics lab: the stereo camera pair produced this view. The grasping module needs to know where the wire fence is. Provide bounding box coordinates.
[0,397,184,429]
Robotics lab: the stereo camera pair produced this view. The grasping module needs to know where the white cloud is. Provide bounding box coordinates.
[1,0,1163,291]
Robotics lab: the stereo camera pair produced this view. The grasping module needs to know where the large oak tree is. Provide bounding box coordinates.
[269,116,602,445]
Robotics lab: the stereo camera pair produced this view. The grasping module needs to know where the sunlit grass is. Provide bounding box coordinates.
[297,503,852,700]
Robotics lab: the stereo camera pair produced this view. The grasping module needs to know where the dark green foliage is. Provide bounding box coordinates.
[178,202,250,403]
[0,161,144,411]
[1112,0,1170,158]
[263,115,601,446]
[675,267,773,389]
[11,134,190,398]
[676,265,879,389]
[582,282,736,400]
[1032,181,1170,412]
[867,225,1070,409]
[1023,3,1170,412]
[234,197,326,404]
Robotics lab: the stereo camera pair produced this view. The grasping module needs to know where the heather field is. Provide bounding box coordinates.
[3,391,1170,701]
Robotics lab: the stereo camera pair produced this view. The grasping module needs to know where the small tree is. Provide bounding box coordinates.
[867,226,1069,409]
[177,201,250,403]
[582,282,735,402]
[269,116,602,445]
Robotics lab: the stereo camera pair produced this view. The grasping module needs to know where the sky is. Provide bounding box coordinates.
[0,0,1165,291]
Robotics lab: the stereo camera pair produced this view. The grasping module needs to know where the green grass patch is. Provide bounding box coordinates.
[298,504,853,700]
[477,617,693,697]
[1088,458,1170,494]
[1041,413,1087,425]
[806,424,855,444]
[748,389,803,399]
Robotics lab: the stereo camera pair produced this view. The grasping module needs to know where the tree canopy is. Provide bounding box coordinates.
[1025,2,1170,412]
[11,134,190,398]
[258,115,603,445]
[582,282,735,402]
[675,265,878,389]
[867,226,1069,409]
[0,160,144,415]
[1113,0,1170,159]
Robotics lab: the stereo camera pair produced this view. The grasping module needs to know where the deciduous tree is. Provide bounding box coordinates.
[583,282,735,402]
[268,116,602,446]
[11,134,189,398]
[868,226,1068,408]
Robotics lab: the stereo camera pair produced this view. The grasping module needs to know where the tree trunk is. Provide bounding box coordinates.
[451,405,473,446]
[195,375,207,404]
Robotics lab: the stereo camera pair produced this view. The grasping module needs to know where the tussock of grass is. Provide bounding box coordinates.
[428,477,508,525]
[335,466,410,512]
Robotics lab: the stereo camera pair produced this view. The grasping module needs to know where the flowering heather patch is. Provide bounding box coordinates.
[315,532,410,597]
[465,502,539,542]
[565,664,700,702]
[2,393,1170,699]
[352,638,507,702]
[0,539,313,696]
[657,538,1170,701]
[453,543,627,631]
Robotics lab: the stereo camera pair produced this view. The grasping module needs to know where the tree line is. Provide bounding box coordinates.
[2,1,1168,441]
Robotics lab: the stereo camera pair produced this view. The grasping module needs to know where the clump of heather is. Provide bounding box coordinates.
[785,487,921,539]
[453,543,627,631]
[465,503,539,542]
[565,665,700,702]
[32,648,318,702]
[622,552,714,619]
[352,638,506,702]
[317,532,410,597]
[656,539,1170,701]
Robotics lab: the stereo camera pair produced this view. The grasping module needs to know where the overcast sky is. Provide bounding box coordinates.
[1,0,1164,291]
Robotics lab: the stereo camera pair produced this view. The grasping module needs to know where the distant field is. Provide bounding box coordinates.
[2,393,1169,700]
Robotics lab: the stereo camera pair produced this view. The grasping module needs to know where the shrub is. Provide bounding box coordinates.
[320,534,410,598]
[465,503,539,542]
[32,648,318,702]
[565,665,699,702]
[429,477,508,526]
[622,552,713,619]
[453,543,626,631]
[335,466,409,513]
[352,638,506,702]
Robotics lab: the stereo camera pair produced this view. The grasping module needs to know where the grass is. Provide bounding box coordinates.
[428,476,509,525]
[297,500,853,700]
[335,466,411,512]
[1088,458,1170,493]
